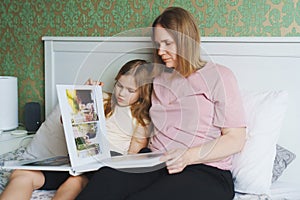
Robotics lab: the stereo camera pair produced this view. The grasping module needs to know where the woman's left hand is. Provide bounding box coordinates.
[160,148,192,174]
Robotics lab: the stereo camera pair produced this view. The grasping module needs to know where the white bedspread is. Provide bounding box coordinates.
[270,180,300,200]
[0,148,298,200]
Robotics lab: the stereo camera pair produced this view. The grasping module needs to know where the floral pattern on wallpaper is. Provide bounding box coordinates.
[1,0,300,122]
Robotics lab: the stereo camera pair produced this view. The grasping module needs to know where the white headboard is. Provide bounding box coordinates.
[43,36,300,182]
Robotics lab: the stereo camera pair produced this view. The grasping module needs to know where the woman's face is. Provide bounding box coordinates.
[154,24,178,68]
[114,75,139,107]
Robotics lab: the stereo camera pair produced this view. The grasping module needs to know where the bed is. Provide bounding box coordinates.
[1,36,300,199]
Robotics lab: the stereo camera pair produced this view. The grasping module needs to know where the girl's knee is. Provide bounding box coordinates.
[10,170,45,189]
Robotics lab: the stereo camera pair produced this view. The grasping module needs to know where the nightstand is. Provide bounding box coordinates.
[0,130,33,155]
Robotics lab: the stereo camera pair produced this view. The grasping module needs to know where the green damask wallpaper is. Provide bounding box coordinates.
[1,0,300,123]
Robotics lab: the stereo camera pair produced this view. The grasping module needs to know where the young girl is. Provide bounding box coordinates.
[0,59,154,200]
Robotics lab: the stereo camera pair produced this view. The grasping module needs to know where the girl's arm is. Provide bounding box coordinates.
[161,127,246,174]
[127,136,148,154]
[127,125,149,154]
[84,78,104,86]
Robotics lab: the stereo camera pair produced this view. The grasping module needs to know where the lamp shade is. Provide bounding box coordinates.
[0,76,18,131]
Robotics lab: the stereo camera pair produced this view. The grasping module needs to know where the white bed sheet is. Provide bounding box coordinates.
[270,180,300,200]
[28,183,300,200]
[1,147,299,200]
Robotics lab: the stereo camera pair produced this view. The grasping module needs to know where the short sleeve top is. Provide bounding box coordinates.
[149,62,246,170]
[104,93,147,155]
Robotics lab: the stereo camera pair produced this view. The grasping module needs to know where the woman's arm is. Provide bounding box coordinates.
[161,127,246,174]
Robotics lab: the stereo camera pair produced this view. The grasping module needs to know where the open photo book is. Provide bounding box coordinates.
[3,85,164,175]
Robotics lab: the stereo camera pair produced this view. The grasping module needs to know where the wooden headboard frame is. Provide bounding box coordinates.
[43,36,300,182]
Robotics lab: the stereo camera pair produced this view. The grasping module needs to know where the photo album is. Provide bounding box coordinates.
[3,85,163,175]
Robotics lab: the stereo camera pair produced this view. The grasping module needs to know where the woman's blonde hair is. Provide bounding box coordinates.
[152,7,206,77]
[104,59,153,127]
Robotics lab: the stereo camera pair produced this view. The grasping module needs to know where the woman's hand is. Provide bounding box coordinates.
[160,148,193,174]
[160,128,246,174]
[85,78,104,86]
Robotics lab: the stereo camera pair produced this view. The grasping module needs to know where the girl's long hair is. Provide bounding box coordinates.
[103,59,153,127]
[151,7,206,77]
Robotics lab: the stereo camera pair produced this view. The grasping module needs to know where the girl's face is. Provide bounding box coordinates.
[154,24,178,68]
[114,75,139,107]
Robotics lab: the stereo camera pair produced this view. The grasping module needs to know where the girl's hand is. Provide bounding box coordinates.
[160,148,192,174]
[85,78,104,86]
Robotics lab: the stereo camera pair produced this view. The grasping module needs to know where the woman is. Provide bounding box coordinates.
[76,7,246,200]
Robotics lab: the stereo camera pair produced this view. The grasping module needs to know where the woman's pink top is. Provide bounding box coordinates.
[149,62,246,170]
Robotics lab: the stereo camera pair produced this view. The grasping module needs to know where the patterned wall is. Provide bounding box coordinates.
[1,0,300,122]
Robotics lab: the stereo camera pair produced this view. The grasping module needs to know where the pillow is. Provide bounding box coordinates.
[24,104,68,158]
[232,90,288,195]
[272,144,296,182]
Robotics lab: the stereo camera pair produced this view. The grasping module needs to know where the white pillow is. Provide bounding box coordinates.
[232,90,288,195]
[25,104,68,158]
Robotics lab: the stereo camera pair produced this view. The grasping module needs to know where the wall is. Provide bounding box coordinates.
[1,0,300,122]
